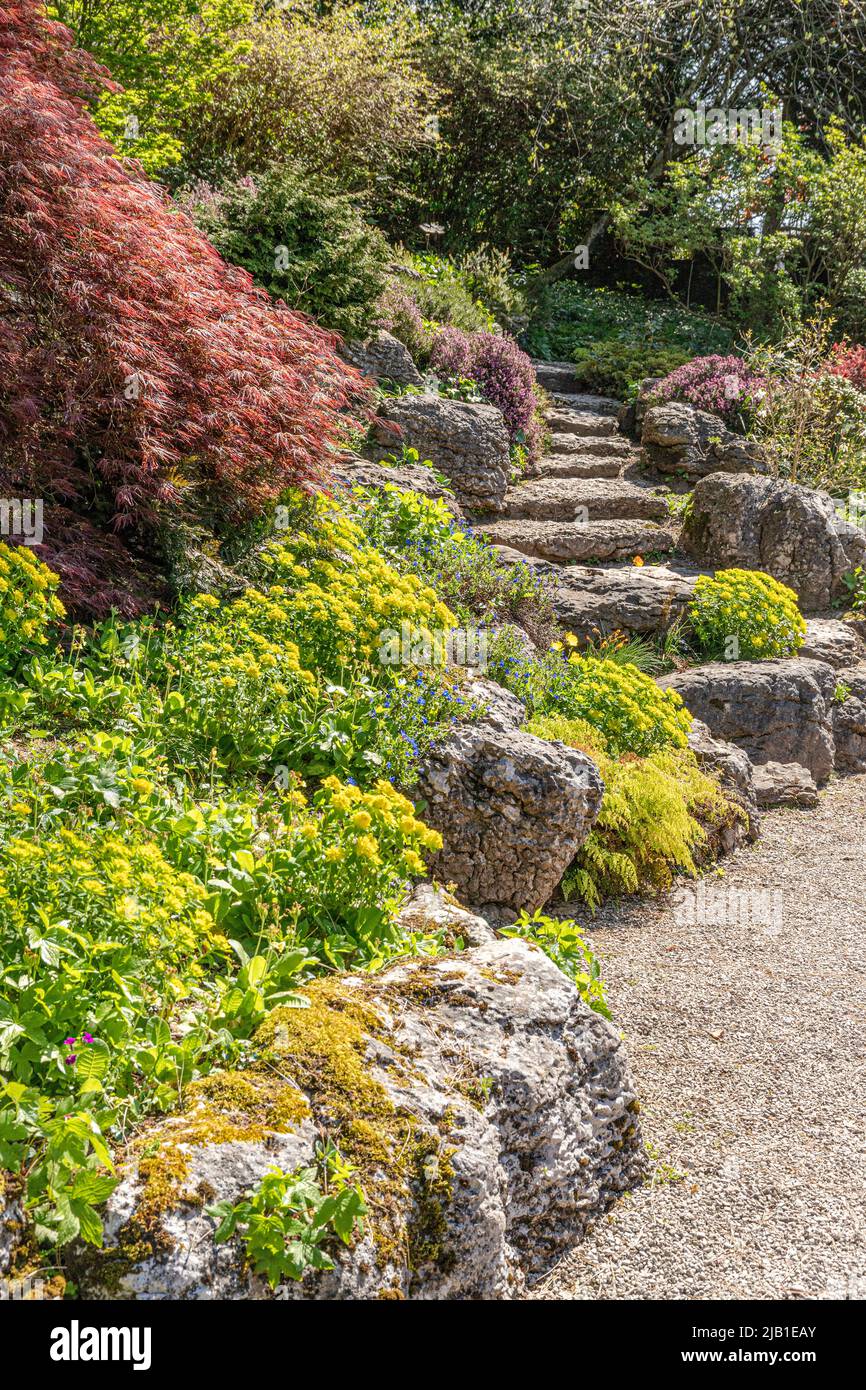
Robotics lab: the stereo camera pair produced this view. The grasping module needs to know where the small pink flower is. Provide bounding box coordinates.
[64,1037,76,1045]
[82,1033,94,1044]
[65,1055,77,1065]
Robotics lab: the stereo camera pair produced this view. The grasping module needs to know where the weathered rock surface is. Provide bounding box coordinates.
[660,659,838,782]
[800,618,864,669]
[536,452,623,480]
[550,390,621,416]
[501,559,698,637]
[546,432,632,460]
[752,761,819,809]
[416,725,604,920]
[395,881,496,947]
[500,476,668,524]
[341,330,423,386]
[474,517,678,564]
[641,402,766,480]
[74,940,643,1300]
[368,395,510,513]
[545,407,619,437]
[687,718,758,841]
[334,453,462,516]
[830,666,866,773]
[462,675,527,733]
[680,472,866,611]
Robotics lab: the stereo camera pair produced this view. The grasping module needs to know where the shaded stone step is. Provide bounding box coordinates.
[548,432,632,458]
[532,361,584,394]
[501,476,669,524]
[550,391,622,416]
[536,453,623,480]
[544,408,619,438]
[474,517,678,564]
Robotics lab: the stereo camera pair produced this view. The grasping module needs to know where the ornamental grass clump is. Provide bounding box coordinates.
[688,569,806,661]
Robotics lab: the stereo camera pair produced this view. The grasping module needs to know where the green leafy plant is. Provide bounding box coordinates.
[500,909,610,1019]
[208,1149,366,1288]
[688,569,806,661]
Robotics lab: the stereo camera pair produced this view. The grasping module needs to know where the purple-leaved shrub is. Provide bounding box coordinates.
[650,355,764,429]
[430,326,542,462]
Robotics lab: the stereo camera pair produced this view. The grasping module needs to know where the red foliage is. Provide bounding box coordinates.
[827,342,866,394]
[0,2,367,615]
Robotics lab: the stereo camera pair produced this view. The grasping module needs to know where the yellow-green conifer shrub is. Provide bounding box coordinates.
[528,714,735,907]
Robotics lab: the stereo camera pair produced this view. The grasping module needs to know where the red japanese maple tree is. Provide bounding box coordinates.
[0,2,366,614]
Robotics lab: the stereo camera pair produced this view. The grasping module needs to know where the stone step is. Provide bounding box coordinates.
[532,361,585,394]
[474,517,678,564]
[550,391,622,417]
[500,476,669,524]
[540,561,699,636]
[548,433,633,458]
[535,453,624,480]
[543,408,620,438]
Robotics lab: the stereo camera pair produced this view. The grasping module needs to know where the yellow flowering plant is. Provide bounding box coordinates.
[688,568,806,661]
[256,491,457,674]
[0,543,65,675]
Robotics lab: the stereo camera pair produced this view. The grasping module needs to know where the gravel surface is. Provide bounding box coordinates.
[529,774,866,1301]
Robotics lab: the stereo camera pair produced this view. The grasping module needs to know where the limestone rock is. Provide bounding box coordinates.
[830,666,866,773]
[800,618,864,669]
[416,726,604,921]
[680,472,866,611]
[687,718,758,841]
[659,659,838,783]
[461,675,527,734]
[341,330,423,386]
[73,940,643,1300]
[473,517,678,565]
[394,882,496,947]
[500,476,668,524]
[641,402,766,480]
[752,761,819,809]
[368,395,510,513]
[520,559,699,637]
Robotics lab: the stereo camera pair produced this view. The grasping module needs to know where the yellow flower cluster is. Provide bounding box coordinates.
[0,543,65,674]
[562,653,692,756]
[313,774,441,875]
[690,568,806,661]
[0,826,230,993]
[260,495,456,670]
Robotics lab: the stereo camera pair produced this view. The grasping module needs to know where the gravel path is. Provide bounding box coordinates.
[530,774,866,1301]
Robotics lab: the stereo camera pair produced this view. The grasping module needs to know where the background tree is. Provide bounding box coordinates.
[0,0,366,615]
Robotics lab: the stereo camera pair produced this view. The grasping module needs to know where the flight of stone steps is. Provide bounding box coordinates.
[470,362,703,638]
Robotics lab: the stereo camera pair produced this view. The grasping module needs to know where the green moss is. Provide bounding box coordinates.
[406,1133,457,1279]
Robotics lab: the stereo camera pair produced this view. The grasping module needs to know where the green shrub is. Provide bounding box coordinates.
[570,342,691,400]
[688,569,806,661]
[0,544,65,675]
[177,168,391,337]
